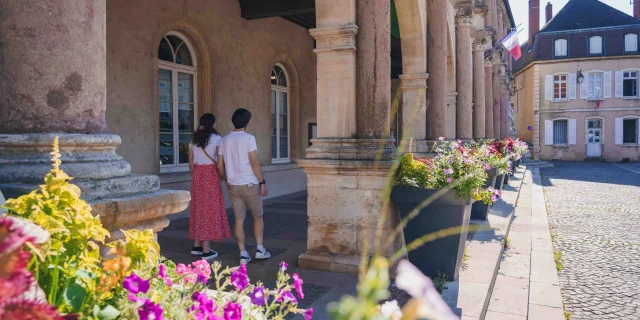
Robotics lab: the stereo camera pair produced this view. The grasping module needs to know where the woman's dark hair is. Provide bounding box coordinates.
[192,113,219,148]
[231,108,252,129]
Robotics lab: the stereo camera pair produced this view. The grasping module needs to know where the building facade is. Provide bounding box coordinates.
[514,0,640,162]
[0,0,516,273]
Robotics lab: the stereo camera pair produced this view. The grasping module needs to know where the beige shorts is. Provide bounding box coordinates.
[228,184,263,220]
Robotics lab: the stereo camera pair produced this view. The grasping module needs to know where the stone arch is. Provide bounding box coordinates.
[152,20,213,115]
[394,0,426,75]
[270,55,302,160]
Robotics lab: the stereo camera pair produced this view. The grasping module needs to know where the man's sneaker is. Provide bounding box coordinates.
[240,254,252,265]
[255,248,271,260]
[191,246,203,256]
[201,250,218,261]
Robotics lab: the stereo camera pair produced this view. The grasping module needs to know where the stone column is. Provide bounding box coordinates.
[455,8,474,140]
[484,61,494,138]
[426,0,448,140]
[490,0,499,34]
[493,66,502,138]
[0,0,189,242]
[473,39,487,140]
[299,0,401,274]
[501,90,510,138]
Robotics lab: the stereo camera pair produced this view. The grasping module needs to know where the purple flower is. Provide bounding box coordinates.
[277,290,298,305]
[279,261,288,272]
[484,162,492,171]
[123,272,150,294]
[250,286,266,306]
[446,178,453,183]
[158,264,173,286]
[443,168,453,175]
[138,299,163,320]
[230,264,249,292]
[192,260,212,280]
[223,302,242,320]
[127,292,138,303]
[303,308,314,320]
[292,273,304,299]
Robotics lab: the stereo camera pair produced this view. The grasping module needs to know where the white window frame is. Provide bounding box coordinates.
[586,71,604,100]
[585,116,605,145]
[552,118,569,145]
[621,69,640,99]
[553,73,569,101]
[624,33,638,53]
[271,63,291,164]
[589,36,603,55]
[621,116,640,145]
[158,31,198,173]
[554,39,568,57]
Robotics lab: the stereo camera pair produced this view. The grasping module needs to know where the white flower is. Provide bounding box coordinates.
[396,260,459,320]
[380,300,402,318]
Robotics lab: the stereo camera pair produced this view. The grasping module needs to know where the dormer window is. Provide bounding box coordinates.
[554,39,568,57]
[625,34,638,53]
[589,36,603,55]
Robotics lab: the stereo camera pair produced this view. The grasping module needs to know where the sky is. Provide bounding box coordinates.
[508,0,635,44]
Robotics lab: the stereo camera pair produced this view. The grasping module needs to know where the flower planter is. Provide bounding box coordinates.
[510,160,517,176]
[516,159,521,168]
[391,187,473,281]
[494,174,505,191]
[470,168,497,220]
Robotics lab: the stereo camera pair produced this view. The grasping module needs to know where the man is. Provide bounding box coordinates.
[218,108,271,264]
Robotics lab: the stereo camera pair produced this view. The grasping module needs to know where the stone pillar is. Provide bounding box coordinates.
[501,91,510,139]
[455,8,474,140]
[473,39,487,140]
[426,0,448,140]
[299,0,401,274]
[399,74,428,152]
[493,67,502,138]
[484,0,492,27]
[484,62,494,138]
[0,0,189,242]
[490,0,499,34]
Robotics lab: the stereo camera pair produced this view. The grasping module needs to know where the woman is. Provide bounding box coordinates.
[189,113,231,260]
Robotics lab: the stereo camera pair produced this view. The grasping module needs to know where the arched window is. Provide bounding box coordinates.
[271,64,290,163]
[589,36,603,55]
[554,39,567,57]
[625,33,638,53]
[158,32,197,171]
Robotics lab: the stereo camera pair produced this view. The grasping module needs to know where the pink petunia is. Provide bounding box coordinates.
[123,272,150,294]
[230,264,249,292]
[223,302,242,320]
[292,273,304,299]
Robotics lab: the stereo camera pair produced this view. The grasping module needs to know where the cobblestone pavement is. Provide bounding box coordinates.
[540,162,640,319]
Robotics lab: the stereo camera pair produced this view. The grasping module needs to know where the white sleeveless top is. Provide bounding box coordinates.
[190,134,222,165]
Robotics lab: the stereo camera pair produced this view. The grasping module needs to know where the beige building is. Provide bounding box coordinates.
[514,0,640,162]
[0,0,516,274]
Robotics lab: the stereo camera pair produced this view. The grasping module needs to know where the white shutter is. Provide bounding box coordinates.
[545,75,553,101]
[615,118,623,145]
[604,71,612,98]
[569,73,577,99]
[568,119,577,145]
[625,34,638,52]
[545,120,554,145]
[580,72,589,99]
[615,71,624,98]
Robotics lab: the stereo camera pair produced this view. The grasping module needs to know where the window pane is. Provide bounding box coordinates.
[280,136,288,159]
[178,134,191,164]
[175,43,193,66]
[590,37,602,54]
[623,79,638,97]
[166,36,183,54]
[158,38,173,62]
[271,69,278,85]
[278,69,287,87]
[178,104,194,133]
[177,73,193,103]
[623,119,638,144]
[271,90,277,159]
[159,69,173,133]
[555,40,567,56]
[553,120,567,144]
[160,133,174,165]
[279,91,288,158]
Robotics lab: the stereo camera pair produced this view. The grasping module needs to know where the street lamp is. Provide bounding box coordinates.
[577,70,585,84]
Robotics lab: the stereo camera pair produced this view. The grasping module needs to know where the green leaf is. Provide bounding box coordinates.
[63,281,87,312]
[96,305,120,320]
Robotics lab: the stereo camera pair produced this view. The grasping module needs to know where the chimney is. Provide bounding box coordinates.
[545,2,553,24]
[635,0,640,19]
[529,0,540,44]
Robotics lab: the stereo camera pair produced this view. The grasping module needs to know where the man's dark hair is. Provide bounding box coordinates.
[231,108,252,129]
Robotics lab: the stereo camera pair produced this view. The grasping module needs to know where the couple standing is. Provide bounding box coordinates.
[188,108,270,265]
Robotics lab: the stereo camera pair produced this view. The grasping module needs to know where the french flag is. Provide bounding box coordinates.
[501,30,522,60]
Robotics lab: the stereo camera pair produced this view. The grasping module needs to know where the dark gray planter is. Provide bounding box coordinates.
[504,173,510,184]
[494,174,505,191]
[516,159,521,167]
[509,160,517,176]
[391,187,473,280]
[471,168,497,220]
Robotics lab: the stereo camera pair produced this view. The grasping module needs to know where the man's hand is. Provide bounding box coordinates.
[260,184,268,197]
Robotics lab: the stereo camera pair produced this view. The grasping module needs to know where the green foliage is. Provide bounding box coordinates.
[433,272,448,294]
[554,250,563,272]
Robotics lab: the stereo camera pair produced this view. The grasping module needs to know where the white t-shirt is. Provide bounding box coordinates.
[218,131,259,186]
[190,134,222,165]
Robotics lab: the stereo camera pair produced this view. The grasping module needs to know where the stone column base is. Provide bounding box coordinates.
[0,134,190,242]
[297,139,403,274]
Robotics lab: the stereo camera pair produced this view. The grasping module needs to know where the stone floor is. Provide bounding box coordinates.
[540,162,640,319]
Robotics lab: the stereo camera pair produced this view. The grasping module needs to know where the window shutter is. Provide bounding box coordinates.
[569,73,577,99]
[615,71,624,98]
[580,72,589,99]
[604,71,612,98]
[545,120,554,145]
[614,118,623,145]
[545,75,553,101]
[568,119,577,145]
